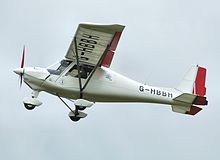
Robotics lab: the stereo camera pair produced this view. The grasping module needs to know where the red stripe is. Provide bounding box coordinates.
[193,96,208,105]
[186,106,202,115]
[109,32,122,51]
[195,67,206,96]
[101,51,114,68]
[101,32,122,68]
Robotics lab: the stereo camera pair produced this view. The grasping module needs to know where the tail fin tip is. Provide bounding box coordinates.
[176,65,207,97]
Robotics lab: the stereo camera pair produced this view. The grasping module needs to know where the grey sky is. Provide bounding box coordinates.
[1,0,219,159]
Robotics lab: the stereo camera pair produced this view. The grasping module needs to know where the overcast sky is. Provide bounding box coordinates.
[1,0,220,159]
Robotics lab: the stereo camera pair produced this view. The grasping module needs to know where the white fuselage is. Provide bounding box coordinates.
[23,66,182,106]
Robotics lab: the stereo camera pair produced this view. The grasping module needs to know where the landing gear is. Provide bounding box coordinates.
[58,96,89,122]
[24,103,36,110]
[68,108,81,122]
[69,115,81,122]
[23,91,42,110]
[68,110,87,122]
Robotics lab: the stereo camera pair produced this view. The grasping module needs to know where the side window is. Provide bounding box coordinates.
[66,65,78,77]
[66,64,93,79]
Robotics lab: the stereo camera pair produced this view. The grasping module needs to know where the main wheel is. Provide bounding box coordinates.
[78,106,86,111]
[24,103,35,110]
[69,116,81,122]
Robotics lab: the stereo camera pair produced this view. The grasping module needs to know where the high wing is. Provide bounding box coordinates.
[65,23,125,68]
[65,23,125,97]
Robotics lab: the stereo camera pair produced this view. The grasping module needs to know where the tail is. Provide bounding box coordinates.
[172,65,208,115]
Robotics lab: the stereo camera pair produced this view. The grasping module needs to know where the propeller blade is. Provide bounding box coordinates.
[18,45,25,88]
[21,46,25,68]
[19,74,23,88]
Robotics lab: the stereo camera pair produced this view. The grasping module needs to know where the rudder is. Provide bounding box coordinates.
[193,66,206,96]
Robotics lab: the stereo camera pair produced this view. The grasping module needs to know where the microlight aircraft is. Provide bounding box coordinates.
[13,23,208,122]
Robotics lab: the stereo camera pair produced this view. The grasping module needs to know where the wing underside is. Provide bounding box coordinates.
[65,23,125,68]
[64,23,125,96]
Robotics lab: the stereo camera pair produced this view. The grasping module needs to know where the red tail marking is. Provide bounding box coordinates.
[21,46,25,68]
[186,106,202,115]
[101,32,122,68]
[193,96,208,105]
[195,67,206,96]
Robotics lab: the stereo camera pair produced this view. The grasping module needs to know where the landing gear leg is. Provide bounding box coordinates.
[31,90,39,98]
[57,96,87,122]
[70,106,81,122]
[23,90,41,110]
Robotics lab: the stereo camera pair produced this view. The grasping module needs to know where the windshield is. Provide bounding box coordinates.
[47,59,72,75]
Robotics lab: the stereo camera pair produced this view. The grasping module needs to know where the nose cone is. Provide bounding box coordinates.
[13,68,24,75]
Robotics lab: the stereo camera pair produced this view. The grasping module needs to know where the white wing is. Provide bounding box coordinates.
[65,23,125,68]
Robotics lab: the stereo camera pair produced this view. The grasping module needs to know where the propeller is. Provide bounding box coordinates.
[13,46,25,87]
[21,46,25,68]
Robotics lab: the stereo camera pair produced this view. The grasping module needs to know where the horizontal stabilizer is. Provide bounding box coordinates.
[186,106,202,115]
[173,93,208,106]
[173,93,196,104]
[172,105,191,114]
[172,105,202,116]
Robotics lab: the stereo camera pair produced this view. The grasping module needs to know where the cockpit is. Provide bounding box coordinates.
[47,59,93,79]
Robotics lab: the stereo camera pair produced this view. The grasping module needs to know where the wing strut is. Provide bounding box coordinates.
[74,37,83,99]
[73,37,111,97]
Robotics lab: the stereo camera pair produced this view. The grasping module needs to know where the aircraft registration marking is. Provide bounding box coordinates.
[139,86,173,98]
[78,33,100,61]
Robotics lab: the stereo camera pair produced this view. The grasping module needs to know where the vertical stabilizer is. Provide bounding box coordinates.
[172,66,208,116]
[176,66,198,93]
[176,65,207,96]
